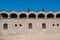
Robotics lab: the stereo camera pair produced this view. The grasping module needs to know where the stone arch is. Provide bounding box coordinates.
[10,13,17,18]
[0,13,8,18]
[29,13,36,18]
[38,14,45,18]
[56,13,60,18]
[19,13,27,18]
[47,14,54,18]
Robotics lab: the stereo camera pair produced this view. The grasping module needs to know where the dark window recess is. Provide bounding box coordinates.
[38,14,45,18]
[0,13,8,18]
[56,14,60,18]
[53,24,55,26]
[15,24,17,27]
[57,24,59,26]
[20,24,22,27]
[3,23,8,29]
[42,23,46,29]
[29,14,36,18]
[47,14,54,18]
[19,14,27,18]
[29,23,32,29]
[10,13,17,18]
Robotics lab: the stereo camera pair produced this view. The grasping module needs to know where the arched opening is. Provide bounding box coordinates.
[29,14,36,18]
[47,14,54,18]
[29,23,32,29]
[38,14,45,18]
[56,13,60,18]
[0,13,8,18]
[19,14,27,18]
[10,13,17,18]
[3,23,8,29]
[42,23,46,29]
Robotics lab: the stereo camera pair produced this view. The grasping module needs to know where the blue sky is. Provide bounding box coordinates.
[0,0,60,11]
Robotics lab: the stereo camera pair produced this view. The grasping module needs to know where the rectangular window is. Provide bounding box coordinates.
[29,23,32,29]
[3,23,8,29]
[42,23,46,29]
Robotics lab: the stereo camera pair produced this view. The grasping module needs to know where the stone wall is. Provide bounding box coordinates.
[0,18,60,35]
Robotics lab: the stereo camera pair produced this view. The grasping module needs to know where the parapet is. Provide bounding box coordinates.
[0,10,60,18]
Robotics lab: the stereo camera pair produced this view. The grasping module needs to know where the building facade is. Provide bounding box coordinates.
[0,11,60,35]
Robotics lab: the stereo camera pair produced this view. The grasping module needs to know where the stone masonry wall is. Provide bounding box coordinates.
[0,19,60,35]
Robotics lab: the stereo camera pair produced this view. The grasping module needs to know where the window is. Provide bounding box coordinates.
[29,23,32,29]
[15,24,17,27]
[19,14,27,18]
[52,24,59,27]
[38,14,45,18]
[29,14,36,18]
[3,23,8,29]
[0,13,8,18]
[53,24,55,26]
[10,13,17,18]
[56,13,60,18]
[47,14,54,18]
[42,23,46,29]
[57,24,59,26]
[20,24,22,27]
